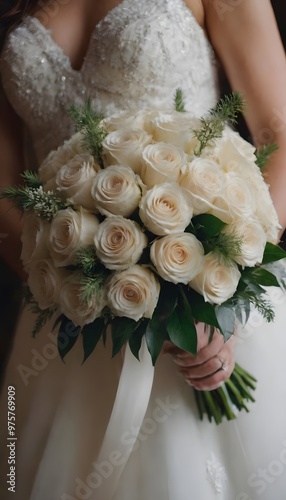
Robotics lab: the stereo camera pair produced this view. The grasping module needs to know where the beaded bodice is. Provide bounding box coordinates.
[1,0,219,163]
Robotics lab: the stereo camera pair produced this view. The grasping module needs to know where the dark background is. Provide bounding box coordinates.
[0,0,285,375]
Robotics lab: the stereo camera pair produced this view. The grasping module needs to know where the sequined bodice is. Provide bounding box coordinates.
[1,0,219,163]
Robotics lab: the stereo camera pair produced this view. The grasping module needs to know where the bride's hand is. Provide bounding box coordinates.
[163,322,236,391]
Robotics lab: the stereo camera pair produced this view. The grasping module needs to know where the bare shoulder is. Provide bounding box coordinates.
[183,0,205,29]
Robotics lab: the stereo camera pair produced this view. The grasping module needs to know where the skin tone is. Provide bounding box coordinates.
[1,0,286,389]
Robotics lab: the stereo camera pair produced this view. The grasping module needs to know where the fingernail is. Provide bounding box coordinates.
[186,379,194,387]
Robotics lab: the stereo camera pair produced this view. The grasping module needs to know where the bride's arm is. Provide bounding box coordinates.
[0,90,26,280]
[204,0,286,233]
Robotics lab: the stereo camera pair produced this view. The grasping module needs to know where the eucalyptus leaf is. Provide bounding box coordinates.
[57,315,81,362]
[82,317,104,363]
[215,305,236,341]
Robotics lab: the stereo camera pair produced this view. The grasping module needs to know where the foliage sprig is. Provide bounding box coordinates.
[69,99,108,167]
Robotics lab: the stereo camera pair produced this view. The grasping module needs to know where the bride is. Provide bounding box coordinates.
[1,0,286,498]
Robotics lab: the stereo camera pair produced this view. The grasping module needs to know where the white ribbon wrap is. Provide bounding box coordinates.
[93,339,154,499]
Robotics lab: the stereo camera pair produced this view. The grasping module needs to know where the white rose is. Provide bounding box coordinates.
[179,158,224,215]
[150,233,204,284]
[223,218,267,267]
[38,132,85,186]
[249,176,281,244]
[28,258,66,310]
[211,128,257,169]
[20,213,50,271]
[49,208,99,267]
[140,142,188,189]
[94,216,147,270]
[190,252,241,305]
[55,153,100,210]
[59,271,106,327]
[139,182,193,236]
[211,174,256,223]
[150,111,200,150]
[107,265,160,321]
[100,110,146,132]
[91,165,143,217]
[102,128,152,174]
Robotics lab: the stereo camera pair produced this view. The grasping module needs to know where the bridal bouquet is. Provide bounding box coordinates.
[3,91,286,424]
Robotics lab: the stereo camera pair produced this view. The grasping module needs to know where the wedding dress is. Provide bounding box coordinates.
[1,1,286,499]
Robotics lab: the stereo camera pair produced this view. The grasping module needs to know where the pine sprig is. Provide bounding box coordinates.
[76,246,99,277]
[69,99,108,166]
[21,170,42,188]
[194,92,244,155]
[174,88,186,113]
[1,185,69,220]
[247,294,275,323]
[255,144,279,170]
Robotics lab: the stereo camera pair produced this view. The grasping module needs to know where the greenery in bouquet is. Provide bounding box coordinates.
[2,91,286,424]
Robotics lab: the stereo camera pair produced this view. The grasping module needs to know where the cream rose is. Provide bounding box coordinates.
[211,174,256,223]
[100,110,146,132]
[102,128,152,174]
[38,132,85,186]
[139,182,193,236]
[107,265,160,321]
[94,216,147,270]
[190,252,241,305]
[91,165,143,217]
[59,271,106,327]
[249,176,281,244]
[55,153,100,210]
[179,158,224,215]
[150,111,200,150]
[140,142,188,188]
[28,258,66,310]
[223,218,267,267]
[150,233,204,284]
[49,208,99,267]
[20,213,50,271]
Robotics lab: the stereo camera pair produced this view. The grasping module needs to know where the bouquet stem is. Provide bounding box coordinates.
[194,363,257,425]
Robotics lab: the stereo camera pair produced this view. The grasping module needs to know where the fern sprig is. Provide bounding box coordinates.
[69,99,107,166]
[76,246,99,277]
[80,274,106,305]
[255,144,279,170]
[194,92,245,155]
[1,185,69,220]
[21,171,42,188]
[174,88,186,113]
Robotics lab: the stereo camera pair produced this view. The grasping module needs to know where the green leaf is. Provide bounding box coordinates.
[111,317,138,357]
[215,305,236,341]
[155,282,178,321]
[145,313,167,365]
[52,314,65,332]
[193,214,226,238]
[247,268,280,287]
[185,288,219,327]
[57,316,81,362]
[129,319,149,360]
[82,317,104,363]
[166,287,197,355]
[262,242,286,265]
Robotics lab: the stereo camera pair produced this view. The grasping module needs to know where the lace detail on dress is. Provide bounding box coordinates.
[206,452,228,494]
[0,0,219,163]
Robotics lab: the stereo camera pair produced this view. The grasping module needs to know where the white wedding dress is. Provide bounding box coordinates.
[1,1,286,499]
